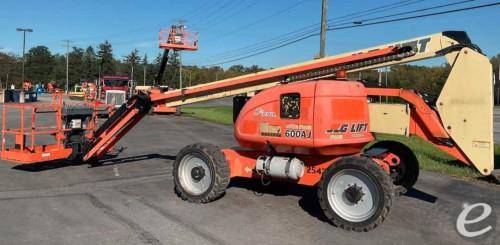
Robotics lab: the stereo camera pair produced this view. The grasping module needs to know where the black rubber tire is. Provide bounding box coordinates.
[368,141,419,189]
[318,156,393,232]
[173,143,230,203]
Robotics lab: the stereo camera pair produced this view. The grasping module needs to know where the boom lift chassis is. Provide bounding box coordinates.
[1,31,494,231]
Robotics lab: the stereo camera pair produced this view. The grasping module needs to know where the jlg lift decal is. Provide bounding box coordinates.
[395,37,431,53]
[285,124,312,138]
[259,123,281,137]
[326,123,368,139]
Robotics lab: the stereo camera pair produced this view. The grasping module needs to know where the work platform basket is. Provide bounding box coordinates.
[159,27,198,51]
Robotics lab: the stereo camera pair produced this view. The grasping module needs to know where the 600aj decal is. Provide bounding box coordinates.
[285,124,312,138]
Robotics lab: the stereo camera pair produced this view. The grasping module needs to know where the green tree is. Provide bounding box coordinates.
[152,52,163,85]
[83,46,97,80]
[491,54,500,81]
[68,47,84,88]
[97,40,115,75]
[51,54,67,86]
[0,52,22,88]
[246,65,263,73]
[25,46,55,84]
[167,51,180,88]
[124,49,141,81]
[142,54,154,85]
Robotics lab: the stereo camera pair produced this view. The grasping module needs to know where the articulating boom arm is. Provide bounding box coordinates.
[155,49,170,85]
[83,95,151,161]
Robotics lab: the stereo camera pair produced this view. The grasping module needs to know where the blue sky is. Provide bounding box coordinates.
[0,0,498,68]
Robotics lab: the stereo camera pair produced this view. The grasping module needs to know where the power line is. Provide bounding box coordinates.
[229,1,423,55]
[198,24,317,62]
[190,0,237,28]
[331,0,478,27]
[326,0,428,25]
[198,0,255,28]
[34,1,218,46]
[96,0,468,57]
[179,0,213,22]
[185,1,228,25]
[37,0,420,57]
[205,0,309,42]
[330,1,500,30]
[204,33,318,66]
[202,1,500,66]
[199,0,483,63]
[188,0,426,63]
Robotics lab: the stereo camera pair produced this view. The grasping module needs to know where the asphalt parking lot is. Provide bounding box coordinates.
[0,98,498,245]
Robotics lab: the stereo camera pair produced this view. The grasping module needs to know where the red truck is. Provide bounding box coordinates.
[100,76,132,107]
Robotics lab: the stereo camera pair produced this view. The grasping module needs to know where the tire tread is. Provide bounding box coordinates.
[174,143,230,204]
[317,156,393,232]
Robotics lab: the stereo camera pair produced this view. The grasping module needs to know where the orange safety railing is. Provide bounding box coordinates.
[1,103,70,163]
[159,27,198,51]
[1,93,97,164]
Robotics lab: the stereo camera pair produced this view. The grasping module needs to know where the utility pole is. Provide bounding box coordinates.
[319,0,328,58]
[16,28,33,83]
[62,40,73,93]
[143,65,146,86]
[131,65,135,95]
[385,66,389,102]
[131,66,134,84]
[176,19,186,115]
[175,50,183,116]
[378,69,382,102]
[179,51,183,90]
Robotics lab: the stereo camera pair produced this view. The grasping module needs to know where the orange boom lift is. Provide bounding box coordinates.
[153,24,198,113]
[1,30,494,231]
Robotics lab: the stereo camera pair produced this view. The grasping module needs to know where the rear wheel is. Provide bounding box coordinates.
[318,156,393,231]
[173,143,230,203]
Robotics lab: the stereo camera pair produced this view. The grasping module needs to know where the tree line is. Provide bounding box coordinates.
[0,41,499,100]
[0,41,265,90]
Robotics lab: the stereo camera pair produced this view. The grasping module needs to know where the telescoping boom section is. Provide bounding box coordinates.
[0,31,494,175]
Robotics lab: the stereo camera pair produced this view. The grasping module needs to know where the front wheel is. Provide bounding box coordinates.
[173,143,230,203]
[318,156,393,231]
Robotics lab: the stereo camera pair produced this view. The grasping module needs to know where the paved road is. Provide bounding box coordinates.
[0,99,498,244]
